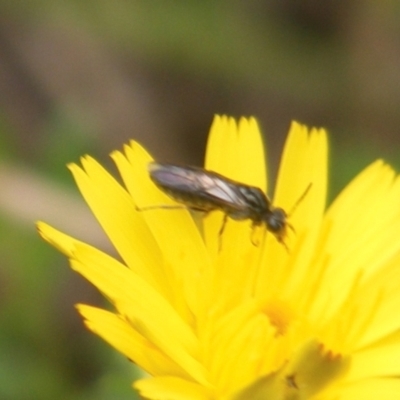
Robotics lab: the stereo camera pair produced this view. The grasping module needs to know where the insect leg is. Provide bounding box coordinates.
[218,214,229,237]
[279,237,290,253]
[287,222,295,234]
[135,204,188,212]
[217,214,229,251]
[250,222,263,247]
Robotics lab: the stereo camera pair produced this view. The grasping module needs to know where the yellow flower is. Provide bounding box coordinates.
[38,116,400,399]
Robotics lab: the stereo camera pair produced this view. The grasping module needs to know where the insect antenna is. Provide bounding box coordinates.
[135,204,188,212]
[287,182,312,218]
[279,183,312,251]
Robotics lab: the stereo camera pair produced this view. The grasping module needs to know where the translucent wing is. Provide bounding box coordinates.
[148,163,256,214]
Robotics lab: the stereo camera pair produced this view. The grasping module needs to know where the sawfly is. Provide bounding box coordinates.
[143,162,310,248]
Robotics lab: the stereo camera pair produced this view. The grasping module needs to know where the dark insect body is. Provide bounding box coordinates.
[147,162,304,246]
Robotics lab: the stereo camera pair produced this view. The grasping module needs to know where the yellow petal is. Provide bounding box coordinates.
[255,122,328,301]
[204,116,267,271]
[70,243,209,385]
[349,330,400,381]
[309,161,400,325]
[337,378,400,400]
[231,339,350,400]
[111,142,212,318]
[37,221,80,257]
[78,304,191,379]
[68,158,165,285]
[134,376,210,400]
[203,301,274,393]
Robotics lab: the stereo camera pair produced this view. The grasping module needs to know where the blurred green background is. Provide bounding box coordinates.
[1,1,400,399]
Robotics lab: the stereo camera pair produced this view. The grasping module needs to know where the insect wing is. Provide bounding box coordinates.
[199,173,248,206]
[149,163,251,213]
[149,163,200,191]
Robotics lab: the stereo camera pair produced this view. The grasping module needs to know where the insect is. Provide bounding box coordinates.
[146,162,310,248]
